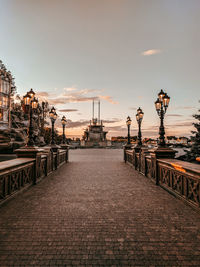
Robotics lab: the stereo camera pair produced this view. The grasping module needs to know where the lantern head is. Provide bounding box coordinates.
[139,110,144,120]
[31,97,38,109]
[49,107,55,119]
[137,107,142,115]
[23,93,31,106]
[126,116,132,126]
[27,88,35,99]
[155,98,161,112]
[61,116,67,125]
[163,93,170,109]
[158,89,165,102]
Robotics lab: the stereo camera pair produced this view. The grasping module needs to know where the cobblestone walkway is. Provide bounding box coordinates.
[0,149,200,266]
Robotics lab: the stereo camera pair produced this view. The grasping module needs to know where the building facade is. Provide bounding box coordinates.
[0,60,16,130]
[82,118,108,147]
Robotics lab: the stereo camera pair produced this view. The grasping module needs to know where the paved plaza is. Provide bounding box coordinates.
[0,149,200,266]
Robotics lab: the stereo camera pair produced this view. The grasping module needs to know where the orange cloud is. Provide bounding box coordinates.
[98,95,118,104]
[141,49,161,56]
[36,88,118,105]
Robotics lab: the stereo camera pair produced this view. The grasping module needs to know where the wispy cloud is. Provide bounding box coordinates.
[105,125,125,132]
[166,121,193,128]
[67,119,90,128]
[166,114,183,117]
[103,119,121,124]
[141,49,161,56]
[64,87,77,92]
[98,95,118,104]
[62,88,101,96]
[59,109,78,112]
[36,88,118,105]
[175,106,196,110]
[36,91,49,97]
[55,119,89,128]
[55,118,121,129]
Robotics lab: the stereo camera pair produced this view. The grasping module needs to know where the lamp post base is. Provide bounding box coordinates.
[60,144,70,149]
[124,143,132,150]
[15,146,44,158]
[50,144,61,152]
[134,144,145,153]
[149,146,176,159]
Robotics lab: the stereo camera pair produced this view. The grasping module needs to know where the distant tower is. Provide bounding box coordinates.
[82,100,108,147]
[98,100,100,124]
[92,99,101,124]
[92,99,94,122]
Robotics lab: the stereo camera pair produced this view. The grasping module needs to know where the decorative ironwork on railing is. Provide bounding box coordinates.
[0,147,68,204]
[124,147,200,209]
[0,158,34,200]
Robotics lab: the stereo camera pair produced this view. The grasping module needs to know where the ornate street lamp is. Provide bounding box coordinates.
[49,107,57,145]
[27,88,35,99]
[23,92,31,106]
[126,116,132,145]
[23,89,38,146]
[136,107,144,146]
[61,115,67,144]
[155,89,170,147]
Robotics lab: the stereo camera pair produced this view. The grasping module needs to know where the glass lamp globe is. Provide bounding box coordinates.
[158,89,165,102]
[31,97,38,109]
[23,93,31,106]
[126,116,132,126]
[155,98,161,111]
[139,110,144,120]
[163,94,170,108]
[61,116,67,125]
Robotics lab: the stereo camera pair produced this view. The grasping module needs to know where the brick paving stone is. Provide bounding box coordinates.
[0,149,200,266]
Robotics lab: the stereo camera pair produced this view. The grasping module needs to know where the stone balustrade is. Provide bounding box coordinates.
[124,146,200,209]
[0,147,68,204]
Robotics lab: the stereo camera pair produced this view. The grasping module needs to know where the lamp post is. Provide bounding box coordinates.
[49,107,57,145]
[155,89,170,147]
[23,89,38,147]
[61,115,67,144]
[16,89,44,184]
[126,116,132,145]
[136,107,144,146]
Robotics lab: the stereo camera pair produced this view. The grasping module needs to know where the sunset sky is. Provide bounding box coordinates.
[0,0,200,138]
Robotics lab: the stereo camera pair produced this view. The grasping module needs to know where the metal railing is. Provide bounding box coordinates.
[0,148,68,204]
[124,148,200,209]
